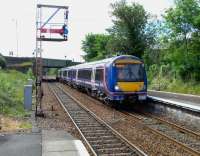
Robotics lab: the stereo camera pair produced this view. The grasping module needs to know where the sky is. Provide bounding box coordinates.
[0,0,173,62]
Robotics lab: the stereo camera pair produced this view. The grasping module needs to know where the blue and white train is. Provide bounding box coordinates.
[57,55,147,103]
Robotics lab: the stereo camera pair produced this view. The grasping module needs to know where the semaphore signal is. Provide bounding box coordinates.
[35,4,69,116]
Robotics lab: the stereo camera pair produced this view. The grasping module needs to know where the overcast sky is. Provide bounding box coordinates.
[0,0,173,62]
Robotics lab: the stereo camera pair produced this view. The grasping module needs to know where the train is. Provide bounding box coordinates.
[57,55,147,104]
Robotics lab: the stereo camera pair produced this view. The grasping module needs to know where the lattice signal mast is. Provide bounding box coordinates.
[35,4,69,116]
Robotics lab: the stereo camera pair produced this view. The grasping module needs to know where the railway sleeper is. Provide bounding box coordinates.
[81,129,108,133]
[66,108,83,111]
[86,135,116,141]
[71,115,91,118]
[77,123,101,127]
[59,98,72,102]
[77,123,102,126]
[70,115,91,118]
[73,120,96,123]
[74,119,97,122]
[72,117,92,120]
[84,132,113,138]
[101,152,136,156]
[99,152,134,156]
[96,147,132,155]
[69,110,86,113]
[92,142,124,149]
[69,112,90,116]
[80,127,106,131]
[69,110,89,113]
[89,139,120,144]
[82,130,109,136]
[76,122,100,125]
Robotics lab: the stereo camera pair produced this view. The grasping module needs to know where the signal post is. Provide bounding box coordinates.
[35,4,69,116]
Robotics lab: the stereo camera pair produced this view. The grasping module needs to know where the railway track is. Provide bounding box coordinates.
[125,112,200,156]
[58,83,200,156]
[49,83,146,156]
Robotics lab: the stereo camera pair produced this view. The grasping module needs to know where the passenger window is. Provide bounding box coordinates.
[95,69,103,82]
[78,69,92,81]
[68,71,72,78]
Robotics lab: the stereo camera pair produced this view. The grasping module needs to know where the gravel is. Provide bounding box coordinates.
[147,102,200,134]
[36,83,94,155]
[59,83,193,156]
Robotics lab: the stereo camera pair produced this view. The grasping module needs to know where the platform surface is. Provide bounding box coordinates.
[42,130,89,156]
[148,90,200,112]
[0,133,41,156]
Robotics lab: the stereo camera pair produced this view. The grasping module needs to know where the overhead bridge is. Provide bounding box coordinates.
[4,56,80,71]
[42,58,80,68]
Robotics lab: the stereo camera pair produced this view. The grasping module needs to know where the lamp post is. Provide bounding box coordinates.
[12,19,19,57]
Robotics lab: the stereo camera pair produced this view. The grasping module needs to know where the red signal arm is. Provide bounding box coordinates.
[40,28,64,34]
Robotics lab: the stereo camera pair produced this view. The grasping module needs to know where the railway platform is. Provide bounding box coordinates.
[0,130,89,156]
[42,130,89,156]
[0,133,41,156]
[148,90,200,112]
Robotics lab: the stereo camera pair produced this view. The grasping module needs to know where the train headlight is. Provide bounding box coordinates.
[114,85,120,91]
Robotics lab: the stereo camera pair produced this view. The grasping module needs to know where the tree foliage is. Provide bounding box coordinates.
[108,0,149,57]
[82,0,200,85]
[82,34,111,62]
[163,0,200,80]
[82,0,150,61]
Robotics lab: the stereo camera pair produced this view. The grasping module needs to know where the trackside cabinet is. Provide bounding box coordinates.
[24,85,32,110]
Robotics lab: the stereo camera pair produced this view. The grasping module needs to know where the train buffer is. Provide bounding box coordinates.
[0,130,89,156]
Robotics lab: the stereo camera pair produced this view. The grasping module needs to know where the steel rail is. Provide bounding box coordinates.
[49,83,147,156]
[143,112,200,138]
[48,84,97,156]
[59,83,200,156]
[126,112,200,156]
[57,84,147,156]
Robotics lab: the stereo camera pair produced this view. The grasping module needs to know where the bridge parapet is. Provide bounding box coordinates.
[5,56,80,69]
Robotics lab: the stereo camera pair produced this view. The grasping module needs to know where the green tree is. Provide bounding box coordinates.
[165,0,200,53]
[107,0,149,57]
[164,0,200,80]
[82,33,110,61]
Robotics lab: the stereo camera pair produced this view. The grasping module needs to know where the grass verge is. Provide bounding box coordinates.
[0,69,34,117]
[148,76,200,95]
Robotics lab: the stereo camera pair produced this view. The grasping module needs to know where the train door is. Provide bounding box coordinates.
[91,67,96,91]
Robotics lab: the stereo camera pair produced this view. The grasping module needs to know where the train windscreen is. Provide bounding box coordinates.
[116,64,144,82]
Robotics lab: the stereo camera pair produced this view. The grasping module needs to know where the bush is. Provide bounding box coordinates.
[147,64,200,95]
[0,70,34,116]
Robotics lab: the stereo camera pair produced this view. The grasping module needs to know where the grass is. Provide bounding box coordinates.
[148,76,200,95]
[19,122,32,129]
[0,115,32,132]
[0,69,34,117]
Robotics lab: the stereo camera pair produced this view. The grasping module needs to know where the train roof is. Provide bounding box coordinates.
[60,55,142,71]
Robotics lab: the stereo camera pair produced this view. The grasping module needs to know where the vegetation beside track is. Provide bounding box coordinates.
[0,69,34,117]
[148,69,200,95]
[81,0,200,95]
